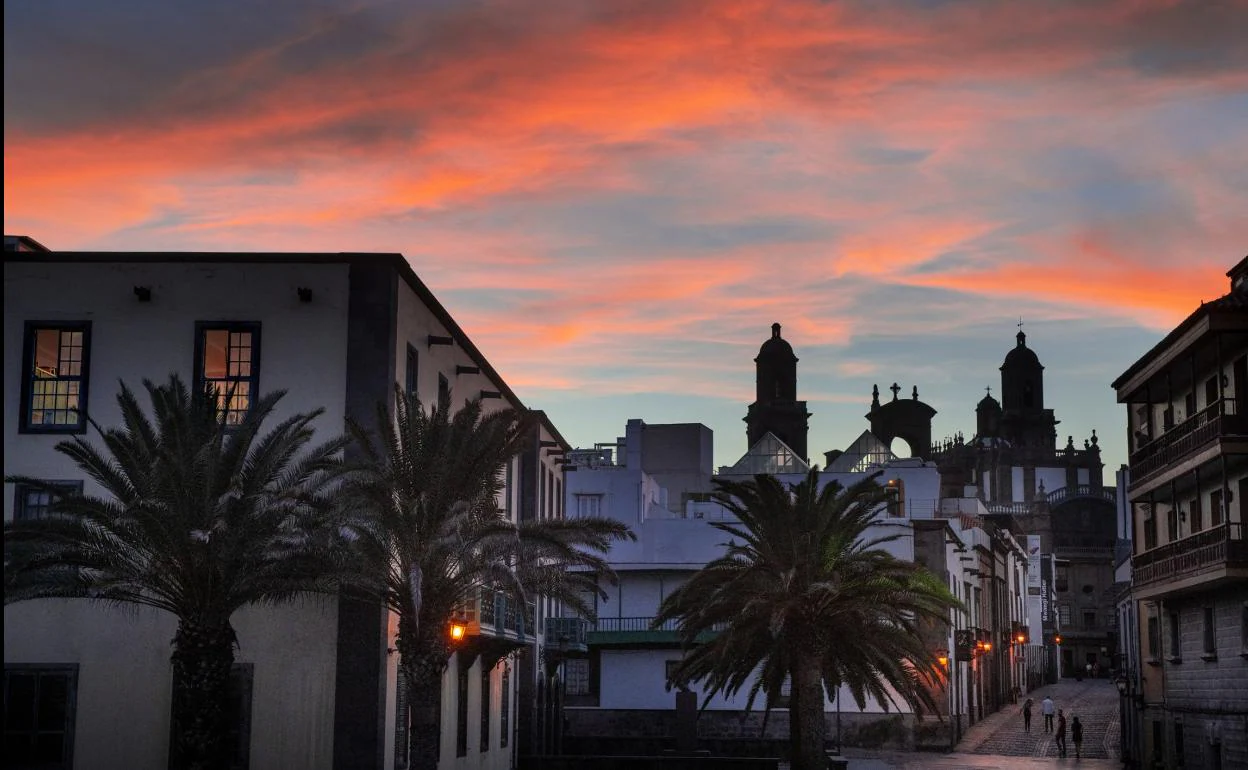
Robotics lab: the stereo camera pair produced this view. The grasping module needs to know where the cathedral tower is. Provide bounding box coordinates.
[999,329,1058,450]
[744,323,811,462]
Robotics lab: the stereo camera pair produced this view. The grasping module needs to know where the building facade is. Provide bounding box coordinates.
[3,241,566,770]
[1112,256,1248,770]
[931,330,1118,683]
[556,325,1033,756]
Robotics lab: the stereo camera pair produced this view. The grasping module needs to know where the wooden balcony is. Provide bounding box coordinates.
[1132,523,1248,598]
[544,616,588,654]
[454,588,537,649]
[1129,399,1248,486]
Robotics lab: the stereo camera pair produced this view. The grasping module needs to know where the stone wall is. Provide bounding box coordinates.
[1159,585,1248,770]
[564,707,924,756]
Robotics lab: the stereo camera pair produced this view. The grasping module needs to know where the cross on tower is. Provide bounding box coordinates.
[1018,317,1024,330]
[890,382,901,400]
[985,386,992,397]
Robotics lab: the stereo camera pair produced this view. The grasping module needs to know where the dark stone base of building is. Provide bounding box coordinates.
[565,707,933,756]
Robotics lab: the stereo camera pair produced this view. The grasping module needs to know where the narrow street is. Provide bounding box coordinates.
[957,679,1120,760]
[835,679,1122,769]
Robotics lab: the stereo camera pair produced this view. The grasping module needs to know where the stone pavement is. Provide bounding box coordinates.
[836,749,1121,769]
[955,679,1120,761]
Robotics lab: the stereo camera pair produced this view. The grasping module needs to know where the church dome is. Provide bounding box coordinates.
[1001,330,1041,370]
[977,392,1002,412]
[756,322,796,361]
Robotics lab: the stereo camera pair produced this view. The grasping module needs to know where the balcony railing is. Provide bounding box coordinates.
[586,616,727,645]
[1133,522,1248,587]
[455,588,536,641]
[593,617,681,633]
[1130,398,1247,484]
[544,616,589,652]
[1044,485,1117,507]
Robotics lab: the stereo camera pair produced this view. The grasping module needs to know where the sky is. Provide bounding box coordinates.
[5,0,1247,474]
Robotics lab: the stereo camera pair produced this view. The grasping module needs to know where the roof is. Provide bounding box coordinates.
[2,248,532,414]
[826,430,897,473]
[1001,330,1041,370]
[722,432,810,476]
[756,322,796,360]
[1111,264,1248,390]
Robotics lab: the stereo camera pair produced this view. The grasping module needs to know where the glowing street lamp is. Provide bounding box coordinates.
[449,622,467,643]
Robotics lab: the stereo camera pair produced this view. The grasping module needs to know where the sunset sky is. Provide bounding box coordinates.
[5,0,1246,473]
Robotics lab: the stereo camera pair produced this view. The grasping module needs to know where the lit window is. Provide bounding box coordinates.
[20,323,91,433]
[194,323,260,425]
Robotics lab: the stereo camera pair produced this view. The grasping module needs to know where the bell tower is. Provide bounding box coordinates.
[744,323,811,462]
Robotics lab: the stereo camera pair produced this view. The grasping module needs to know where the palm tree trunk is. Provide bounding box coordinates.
[791,650,827,770]
[400,615,449,770]
[169,617,236,770]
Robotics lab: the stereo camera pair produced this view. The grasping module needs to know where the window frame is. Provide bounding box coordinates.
[12,481,83,522]
[19,321,93,434]
[3,663,79,770]
[192,321,262,426]
[1201,606,1217,661]
[405,344,419,399]
[1168,610,1183,663]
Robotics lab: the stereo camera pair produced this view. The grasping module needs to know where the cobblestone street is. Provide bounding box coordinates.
[956,679,1120,760]
[830,680,1122,769]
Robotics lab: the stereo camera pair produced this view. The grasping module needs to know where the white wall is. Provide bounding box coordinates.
[3,260,351,770]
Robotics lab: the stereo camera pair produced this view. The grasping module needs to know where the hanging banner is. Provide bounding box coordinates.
[1027,535,1042,591]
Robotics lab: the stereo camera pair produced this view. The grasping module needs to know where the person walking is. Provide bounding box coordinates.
[1055,709,1068,758]
[1071,714,1084,759]
[1022,697,1034,733]
[1042,695,1055,732]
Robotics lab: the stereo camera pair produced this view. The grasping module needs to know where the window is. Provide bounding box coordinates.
[1210,489,1225,528]
[665,660,684,691]
[1241,603,1248,657]
[1190,497,1203,534]
[576,494,602,518]
[455,663,469,756]
[20,322,91,433]
[565,659,590,696]
[1167,506,1179,542]
[1142,505,1157,550]
[169,663,252,770]
[500,664,510,748]
[1169,611,1182,661]
[4,665,77,769]
[1056,566,1069,593]
[1202,607,1217,660]
[405,344,419,399]
[1058,604,1071,626]
[438,373,450,407]
[1147,614,1161,662]
[1174,722,1185,768]
[480,664,491,753]
[1083,611,1097,631]
[194,323,260,425]
[12,481,82,521]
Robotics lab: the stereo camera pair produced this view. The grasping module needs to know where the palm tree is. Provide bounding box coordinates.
[342,388,632,770]
[654,469,960,770]
[4,375,348,770]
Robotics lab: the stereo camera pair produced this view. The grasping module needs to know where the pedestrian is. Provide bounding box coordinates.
[1055,709,1068,758]
[1022,697,1033,733]
[1071,714,1083,759]
[1086,662,1093,680]
[1042,695,1055,732]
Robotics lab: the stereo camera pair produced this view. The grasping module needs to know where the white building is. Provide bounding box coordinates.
[3,240,568,770]
[560,418,1030,753]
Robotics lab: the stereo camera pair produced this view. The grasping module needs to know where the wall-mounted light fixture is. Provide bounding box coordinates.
[134,286,152,302]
